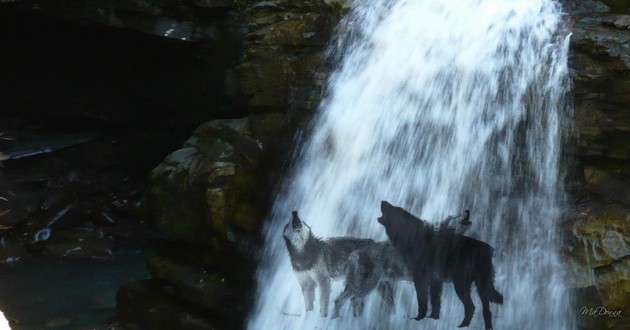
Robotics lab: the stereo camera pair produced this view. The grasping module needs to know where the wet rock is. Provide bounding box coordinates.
[148,115,290,245]
[43,227,115,258]
[117,279,224,330]
[192,0,234,9]
[145,243,242,314]
[0,236,29,265]
[0,197,27,229]
[564,200,630,328]
[599,0,630,13]
[584,167,630,205]
[147,239,254,280]
[570,16,630,317]
[562,0,610,15]
[567,201,630,270]
[572,286,608,330]
[571,13,630,164]
[46,316,72,328]
[593,257,630,328]
[234,0,341,113]
[602,14,630,29]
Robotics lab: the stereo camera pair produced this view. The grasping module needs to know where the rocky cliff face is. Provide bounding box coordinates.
[566,1,630,329]
[3,0,630,328]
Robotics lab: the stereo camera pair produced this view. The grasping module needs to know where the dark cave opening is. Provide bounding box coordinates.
[0,7,244,328]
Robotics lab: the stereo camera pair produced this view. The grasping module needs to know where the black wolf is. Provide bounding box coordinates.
[377,201,503,330]
[333,209,472,318]
[283,211,374,317]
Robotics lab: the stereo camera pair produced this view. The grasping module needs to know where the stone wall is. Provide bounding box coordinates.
[566,1,630,328]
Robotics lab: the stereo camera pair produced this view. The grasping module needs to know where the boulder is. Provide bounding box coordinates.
[564,200,630,328]
[144,240,252,315]
[147,114,291,245]
[117,279,225,330]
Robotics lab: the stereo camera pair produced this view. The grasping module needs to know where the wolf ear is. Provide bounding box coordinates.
[381,201,393,212]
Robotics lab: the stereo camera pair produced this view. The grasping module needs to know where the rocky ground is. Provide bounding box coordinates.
[0,117,163,329]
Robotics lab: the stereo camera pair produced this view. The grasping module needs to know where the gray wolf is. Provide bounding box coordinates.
[332,209,472,318]
[332,241,406,318]
[283,211,374,317]
[378,201,503,330]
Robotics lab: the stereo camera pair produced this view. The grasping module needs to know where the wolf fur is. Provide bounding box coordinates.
[332,242,406,317]
[283,211,374,317]
[377,201,503,330]
[333,209,472,318]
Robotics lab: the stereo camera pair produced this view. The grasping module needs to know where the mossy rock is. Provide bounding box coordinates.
[144,240,254,314]
[148,118,266,244]
[235,58,296,111]
[117,279,226,330]
[250,12,334,47]
[593,257,630,328]
[148,183,210,245]
[584,167,630,205]
[570,201,630,268]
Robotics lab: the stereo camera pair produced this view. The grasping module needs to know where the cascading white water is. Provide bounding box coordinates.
[249,0,574,329]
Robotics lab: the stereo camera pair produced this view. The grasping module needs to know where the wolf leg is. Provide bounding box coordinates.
[480,295,493,330]
[428,279,442,319]
[351,297,365,317]
[333,286,352,318]
[318,278,331,317]
[377,281,395,315]
[454,279,475,328]
[412,275,429,320]
[299,277,316,312]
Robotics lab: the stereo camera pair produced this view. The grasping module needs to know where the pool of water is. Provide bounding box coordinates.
[0,250,149,329]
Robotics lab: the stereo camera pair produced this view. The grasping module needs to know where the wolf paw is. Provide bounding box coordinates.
[428,313,439,320]
[457,322,470,328]
[412,315,425,321]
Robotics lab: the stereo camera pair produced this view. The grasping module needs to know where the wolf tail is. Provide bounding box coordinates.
[477,248,504,305]
[490,287,504,304]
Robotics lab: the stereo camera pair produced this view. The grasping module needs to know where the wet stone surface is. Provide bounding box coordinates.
[0,117,179,328]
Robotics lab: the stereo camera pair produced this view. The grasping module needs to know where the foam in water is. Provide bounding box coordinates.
[249,0,574,328]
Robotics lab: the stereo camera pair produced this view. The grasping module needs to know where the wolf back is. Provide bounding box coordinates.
[283,211,374,317]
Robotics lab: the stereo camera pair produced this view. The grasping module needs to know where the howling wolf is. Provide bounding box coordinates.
[377,201,503,330]
[283,211,374,317]
[333,209,472,318]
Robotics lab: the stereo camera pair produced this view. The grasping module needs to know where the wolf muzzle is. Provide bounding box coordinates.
[291,211,302,230]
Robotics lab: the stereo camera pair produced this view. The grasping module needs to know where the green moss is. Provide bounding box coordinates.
[601,0,630,13]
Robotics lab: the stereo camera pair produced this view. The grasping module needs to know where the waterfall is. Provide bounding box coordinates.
[248,0,573,329]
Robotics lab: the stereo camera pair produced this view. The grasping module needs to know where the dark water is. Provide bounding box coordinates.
[0,251,149,330]
[0,117,184,329]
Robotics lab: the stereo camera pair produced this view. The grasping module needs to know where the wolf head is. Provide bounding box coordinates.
[378,201,429,244]
[283,211,313,252]
[441,209,472,234]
